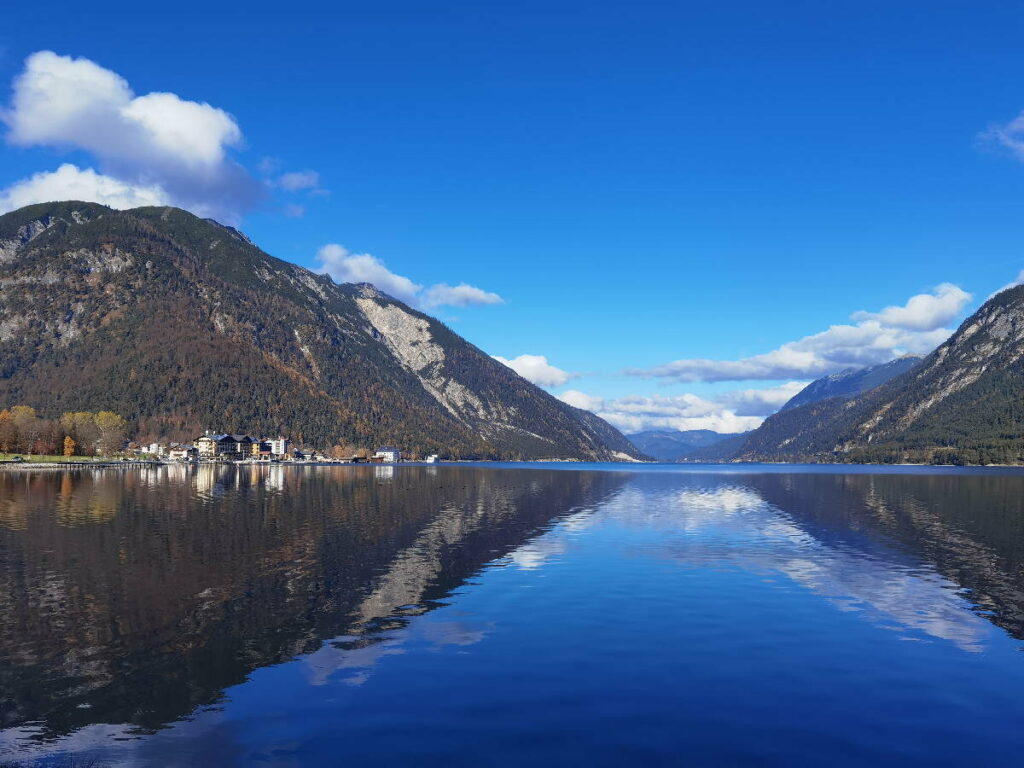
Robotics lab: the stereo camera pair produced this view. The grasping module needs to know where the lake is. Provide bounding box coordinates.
[2,463,1024,766]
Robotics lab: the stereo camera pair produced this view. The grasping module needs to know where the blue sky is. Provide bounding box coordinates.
[2,1,1024,433]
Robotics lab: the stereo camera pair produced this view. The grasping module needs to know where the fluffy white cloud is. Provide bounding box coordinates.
[423,283,504,309]
[1,50,259,221]
[315,243,504,310]
[560,381,809,433]
[278,170,321,192]
[493,354,576,387]
[632,284,971,383]
[715,381,809,416]
[559,389,605,411]
[315,244,422,304]
[0,164,168,212]
[559,389,785,433]
[850,283,970,331]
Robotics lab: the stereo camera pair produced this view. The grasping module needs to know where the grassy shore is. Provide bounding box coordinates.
[0,453,109,463]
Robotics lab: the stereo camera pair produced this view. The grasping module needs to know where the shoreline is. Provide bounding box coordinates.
[4,459,1024,472]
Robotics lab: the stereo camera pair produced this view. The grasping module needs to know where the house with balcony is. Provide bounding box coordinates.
[196,432,254,461]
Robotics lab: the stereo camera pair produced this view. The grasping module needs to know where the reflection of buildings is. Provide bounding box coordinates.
[194,463,231,496]
[264,465,285,493]
[162,463,190,484]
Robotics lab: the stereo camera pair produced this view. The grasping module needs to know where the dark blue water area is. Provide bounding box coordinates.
[2,464,1024,766]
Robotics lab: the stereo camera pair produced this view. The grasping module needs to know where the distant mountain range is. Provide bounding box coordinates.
[778,356,922,412]
[730,285,1024,464]
[0,202,643,461]
[626,429,747,462]
[625,357,924,463]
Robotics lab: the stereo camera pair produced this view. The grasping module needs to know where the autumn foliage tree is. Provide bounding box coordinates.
[0,410,14,453]
[0,405,130,457]
[61,412,101,454]
[95,411,128,456]
[10,406,42,454]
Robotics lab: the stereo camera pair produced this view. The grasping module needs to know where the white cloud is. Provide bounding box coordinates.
[315,243,503,310]
[282,203,306,219]
[493,354,576,387]
[850,283,970,331]
[315,244,422,304]
[716,381,809,416]
[277,170,320,192]
[423,283,504,308]
[0,164,168,212]
[559,389,777,434]
[1,50,259,221]
[560,389,605,411]
[632,284,971,383]
[560,382,808,433]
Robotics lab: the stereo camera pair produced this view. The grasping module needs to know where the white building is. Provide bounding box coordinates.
[374,447,401,463]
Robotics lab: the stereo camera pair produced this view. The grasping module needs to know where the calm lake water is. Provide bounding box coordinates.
[2,463,1024,766]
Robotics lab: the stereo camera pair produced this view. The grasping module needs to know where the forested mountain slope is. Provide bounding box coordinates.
[0,202,642,460]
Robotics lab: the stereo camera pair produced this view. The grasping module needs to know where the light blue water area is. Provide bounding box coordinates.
[2,464,1024,766]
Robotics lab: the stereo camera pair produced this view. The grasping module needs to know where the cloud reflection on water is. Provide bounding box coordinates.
[506,481,991,652]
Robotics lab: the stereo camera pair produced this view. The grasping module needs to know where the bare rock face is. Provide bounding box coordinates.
[0,201,643,461]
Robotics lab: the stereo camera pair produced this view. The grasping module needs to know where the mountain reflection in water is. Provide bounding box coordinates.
[1,464,1024,766]
[0,465,625,740]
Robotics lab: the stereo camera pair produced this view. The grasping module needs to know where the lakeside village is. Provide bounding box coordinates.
[0,406,438,465]
[149,432,439,465]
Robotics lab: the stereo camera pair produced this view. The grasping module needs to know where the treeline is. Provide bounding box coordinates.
[843,443,1024,466]
[0,406,129,456]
